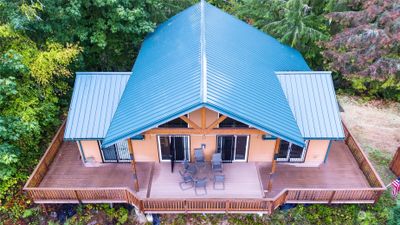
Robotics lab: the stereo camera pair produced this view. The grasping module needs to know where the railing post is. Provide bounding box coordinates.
[328,191,336,204]
[225,200,230,213]
[74,190,82,204]
[374,190,383,204]
[184,200,188,213]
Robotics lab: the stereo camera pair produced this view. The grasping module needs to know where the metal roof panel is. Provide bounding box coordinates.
[276,71,345,139]
[64,72,131,139]
[102,2,309,147]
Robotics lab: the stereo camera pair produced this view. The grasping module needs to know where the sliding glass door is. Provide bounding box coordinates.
[158,135,190,162]
[217,135,249,162]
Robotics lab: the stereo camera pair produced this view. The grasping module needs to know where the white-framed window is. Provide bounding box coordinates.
[276,140,309,163]
[98,140,131,163]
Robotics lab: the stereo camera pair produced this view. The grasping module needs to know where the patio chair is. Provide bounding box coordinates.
[194,177,207,195]
[182,159,197,175]
[211,153,223,173]
[194,148,205,168]
[179,170,194,190]
[213,174,225,190]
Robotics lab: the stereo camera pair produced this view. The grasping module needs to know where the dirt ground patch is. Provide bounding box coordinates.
[339,95,400,155]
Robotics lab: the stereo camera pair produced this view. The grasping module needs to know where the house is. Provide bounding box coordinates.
[24,1,385,215]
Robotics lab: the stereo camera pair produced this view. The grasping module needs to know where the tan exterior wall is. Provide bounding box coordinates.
[80,140,102,163]
[131,134,159,162]
[190,135,217,161]
[188,108,219,127]
[248,135,275,162]
[303,140,330,167]
[77,107,330,167]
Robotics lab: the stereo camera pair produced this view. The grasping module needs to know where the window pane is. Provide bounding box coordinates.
[276,140,290,160]
[219,116,249,128]
[101,144,118,162]
[115,141,130,161]
[217,136,235,161]
[235,136,247,160]
[173,137,185,161]
[289,144,305,161]
[159,117,188,128]
[159,136,171,160]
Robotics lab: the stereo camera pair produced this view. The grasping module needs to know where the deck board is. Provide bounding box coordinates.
[260,141,370,197]
[39,140,370,199]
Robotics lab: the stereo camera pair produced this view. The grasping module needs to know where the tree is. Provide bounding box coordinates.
[29,0,195,71]
[0,24,81,182]
[323,0,400,80]
[234,0,330,69]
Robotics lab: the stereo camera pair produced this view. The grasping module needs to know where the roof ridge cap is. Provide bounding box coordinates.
[200,0,207,103]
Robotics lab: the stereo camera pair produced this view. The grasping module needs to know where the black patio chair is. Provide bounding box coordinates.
[182,159,197,175]
[194,177,207,195]
[211,153,223,173]
[179,170,194,190]
[213,174,225,190]
[194,148,205,168]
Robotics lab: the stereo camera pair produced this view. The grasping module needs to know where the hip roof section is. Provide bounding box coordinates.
[64,72,130,139]
[102,1,311,147]
[277,72,345,139]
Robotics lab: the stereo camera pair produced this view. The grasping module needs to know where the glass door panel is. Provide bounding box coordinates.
[158,135,189,162]
[217,136,235,162]
[235,136,248,161]
[217,135,248,162]
[276,140,290,162]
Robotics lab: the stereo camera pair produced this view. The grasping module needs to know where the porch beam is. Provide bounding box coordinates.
[268,138,280,192]
[201,108,206,129]
[206,115,227,130]
[127,139,139,192]
[144,128,265,135]
[179,116,201,130]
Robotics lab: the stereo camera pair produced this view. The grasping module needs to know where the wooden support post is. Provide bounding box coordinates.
[268,138,280,192]
[127,139,140,192]
[201,108,206,129]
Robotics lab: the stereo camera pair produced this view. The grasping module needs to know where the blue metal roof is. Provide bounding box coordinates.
[102,1,311,147]
[277,72,345,139]
[64,72,130,140]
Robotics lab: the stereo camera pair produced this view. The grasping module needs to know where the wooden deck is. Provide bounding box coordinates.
[39,141,264,199]
[24,121,386,214]
[260,141,370,197]
[38,139,370,199]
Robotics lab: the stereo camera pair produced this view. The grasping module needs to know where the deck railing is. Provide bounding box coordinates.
[24,120,66,188]
[24,121,385,214]
[342,122,385,188]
